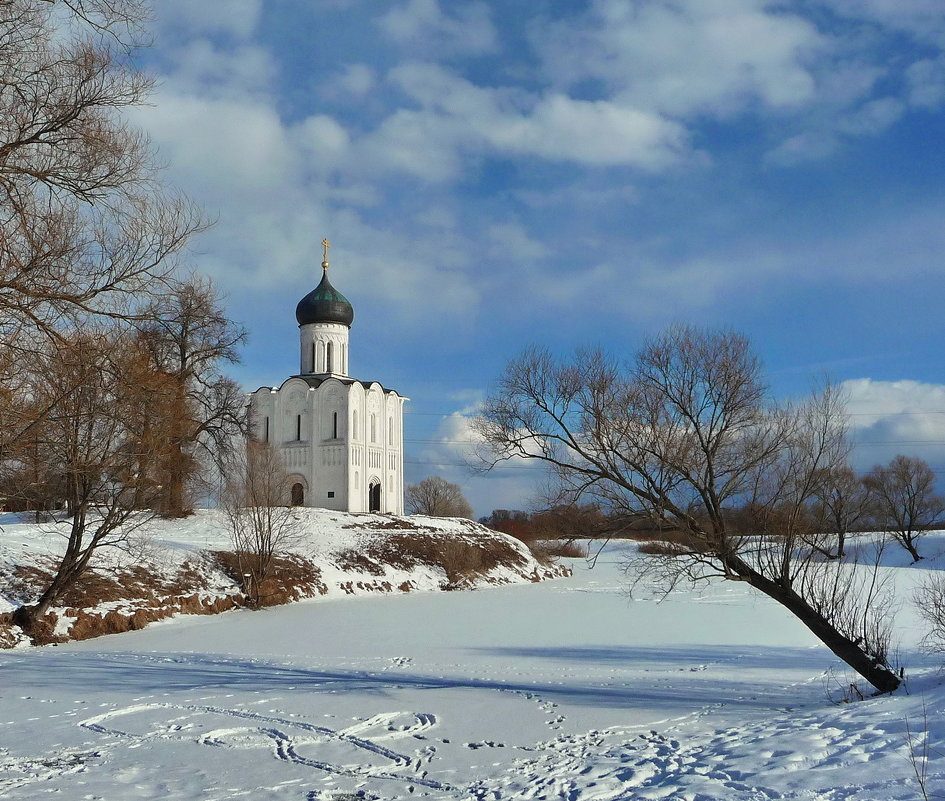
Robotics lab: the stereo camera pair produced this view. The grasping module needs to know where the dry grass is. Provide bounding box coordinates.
[354,530,528,589]
[211,551,327,607]
[3,550,329,645]
[4,556,248,646]
[534,540,587,558]
[636,540,691,556]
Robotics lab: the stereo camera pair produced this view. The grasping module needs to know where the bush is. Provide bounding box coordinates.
[438,540,485,585]
[915,573,945,654]
[637,540,689,556]
[535,540,587,558]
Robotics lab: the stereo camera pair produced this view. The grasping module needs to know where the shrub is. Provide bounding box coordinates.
[915,573,945,654]
[536,540,587,558]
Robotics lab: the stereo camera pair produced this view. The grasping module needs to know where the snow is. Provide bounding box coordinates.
[2,529,945,799]
[0,510,565,644]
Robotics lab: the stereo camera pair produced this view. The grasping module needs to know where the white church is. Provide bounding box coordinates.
[247,240,407,514]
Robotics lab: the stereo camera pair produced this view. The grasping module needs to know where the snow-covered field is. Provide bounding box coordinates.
[3,533,945,800]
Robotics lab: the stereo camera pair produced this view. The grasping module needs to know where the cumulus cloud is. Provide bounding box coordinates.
[842,379,945,472]
[321,63,377,100]
[154,0,263,40]
[485,223,549,263]
[837,97,905,135]
[766,130,840,165]
[362,62,693,180]
[378,0,497,57]
[908,57,945,109]
[409,405,551,518]
[157,40,278,101]
[823,0,945,47]
[532,0,823,117]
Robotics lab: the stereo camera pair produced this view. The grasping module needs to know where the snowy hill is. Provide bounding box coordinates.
[0,509,568,647]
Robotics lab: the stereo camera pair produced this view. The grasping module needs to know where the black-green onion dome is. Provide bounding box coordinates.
[295,268,354,327]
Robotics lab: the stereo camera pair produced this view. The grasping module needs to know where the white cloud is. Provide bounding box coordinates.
[842,379,945,472]
[160,40,278,100]
[533,0,823,117]
[908,57,945,109]
[766,130,840,165]
[360,62,692,180]
[134,92,294,193]
[378,0,497,57]
[294,114,352,165]
[333,63,376,98]
[154,0,263,41]
[411,407,549,518]
[503,95,691,169]
[823,0,945,47]
[837,97,905,136]
[486,223,549,263]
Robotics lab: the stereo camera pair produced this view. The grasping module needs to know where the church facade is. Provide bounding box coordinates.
[246,241,407,514]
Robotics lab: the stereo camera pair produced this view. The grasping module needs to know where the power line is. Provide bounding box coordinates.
[406,409,945,418]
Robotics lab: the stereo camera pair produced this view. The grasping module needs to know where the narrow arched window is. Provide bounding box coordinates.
[296,414,302,441]
[371,414,376,443]
[353,410,358,439]
[311,342,316,373]
[332,411,338,439]
[326,341,333,373]
[264,416,269,442]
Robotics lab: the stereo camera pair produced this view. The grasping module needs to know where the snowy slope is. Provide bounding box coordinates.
[1,533,945,799]
[0,509,568,647]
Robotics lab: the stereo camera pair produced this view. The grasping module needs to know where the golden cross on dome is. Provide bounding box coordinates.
[321,237,331,269]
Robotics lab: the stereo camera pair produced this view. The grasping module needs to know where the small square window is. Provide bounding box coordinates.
[327,491,335,498]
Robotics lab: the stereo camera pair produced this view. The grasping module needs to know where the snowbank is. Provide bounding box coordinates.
[0,509,569,646]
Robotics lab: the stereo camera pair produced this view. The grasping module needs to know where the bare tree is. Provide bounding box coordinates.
[135,276,248,516]
[9,329,172,635]
[809,466,871,560]
[914,573,945,655]
[0,0,204,459]
[475,328,902,693]
[406,476,474,518]
[863,455,945,563]
[223,441,301,606]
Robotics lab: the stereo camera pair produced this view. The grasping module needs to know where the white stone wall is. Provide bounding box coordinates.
[299,322,349,375]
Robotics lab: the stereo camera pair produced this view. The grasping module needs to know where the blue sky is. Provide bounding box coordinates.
[135,0,945,516]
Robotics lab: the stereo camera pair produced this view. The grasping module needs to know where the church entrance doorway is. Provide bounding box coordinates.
[369,480,381,512]
[291,483,304,506]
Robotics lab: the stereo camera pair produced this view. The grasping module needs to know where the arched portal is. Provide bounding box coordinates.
[291,482,304,506]
[369,480,381,513]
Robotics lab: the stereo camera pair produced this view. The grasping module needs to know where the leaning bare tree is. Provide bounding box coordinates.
[475,327,902,693]
[863,455,945,563]
[406,476,474,518]
[9,329,175,635]
[222,441,301,605]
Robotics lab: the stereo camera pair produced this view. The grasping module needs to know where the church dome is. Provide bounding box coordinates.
[296,241,354,327]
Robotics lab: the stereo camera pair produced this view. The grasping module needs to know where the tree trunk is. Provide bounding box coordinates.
[903,538,922,563]
[726,554,901,694]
